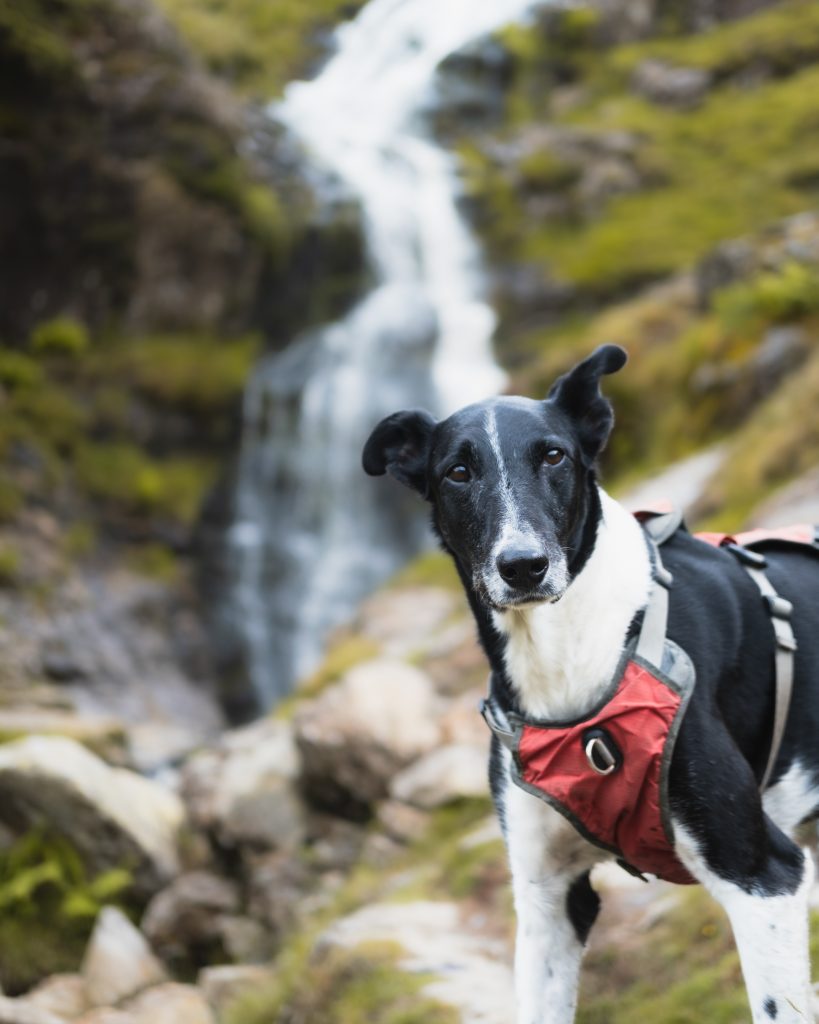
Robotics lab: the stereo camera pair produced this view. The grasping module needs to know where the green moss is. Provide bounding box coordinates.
[577,889,819,1023]
[226,942,458,1024]
[714,261,819,331]
[0,0,86,80]
[517,149,581,192]
[0,480,23,524]
[30,316,90,358]
[469,6,819,299]
[96,333,260,414]
[153,0,367,98]
[161,123,287,252]
[73,441,215,525]
[697,346,819,528]
[0,350,44,390]
[297,635,381,698]
[125,542,181,583]
[0,546,21,587]
[389,552,462,593]
[610,0,819,82]
[0,828,134,994]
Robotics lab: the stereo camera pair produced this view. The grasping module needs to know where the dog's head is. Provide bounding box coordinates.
[363,345,627,611]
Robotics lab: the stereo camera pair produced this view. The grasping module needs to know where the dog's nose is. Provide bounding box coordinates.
[496,549,549,589]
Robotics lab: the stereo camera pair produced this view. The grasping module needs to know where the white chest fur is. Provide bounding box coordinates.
[493,490,652,721]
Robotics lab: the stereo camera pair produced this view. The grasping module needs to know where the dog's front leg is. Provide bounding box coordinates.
[504,781,602,1024]
[677,825,814,1024]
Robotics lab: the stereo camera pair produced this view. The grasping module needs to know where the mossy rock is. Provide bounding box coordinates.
[0,828,134,995]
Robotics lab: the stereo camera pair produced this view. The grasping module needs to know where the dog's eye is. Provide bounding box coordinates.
[446,464,471,483]
[543,448,565,466]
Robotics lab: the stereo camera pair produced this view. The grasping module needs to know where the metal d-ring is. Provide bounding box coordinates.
[584,732,620,776]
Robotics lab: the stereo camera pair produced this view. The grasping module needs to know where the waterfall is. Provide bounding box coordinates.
[227,0,541,708]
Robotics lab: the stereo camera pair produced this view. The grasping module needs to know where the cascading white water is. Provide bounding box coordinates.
[227,0,541,707]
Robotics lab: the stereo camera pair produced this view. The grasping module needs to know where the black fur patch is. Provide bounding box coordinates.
[763,996,778,1019]
[566,871,601,945]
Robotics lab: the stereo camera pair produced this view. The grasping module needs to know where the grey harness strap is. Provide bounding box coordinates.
[482,508,797,793]
[642,510,796,791]
[726,545,796,790]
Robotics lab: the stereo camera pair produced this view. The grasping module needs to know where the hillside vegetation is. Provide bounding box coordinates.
[459,0,819,527]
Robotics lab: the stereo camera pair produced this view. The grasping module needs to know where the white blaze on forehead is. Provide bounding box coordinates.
[484,407,542,558]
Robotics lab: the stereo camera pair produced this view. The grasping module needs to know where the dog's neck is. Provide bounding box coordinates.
[491,489,652,721]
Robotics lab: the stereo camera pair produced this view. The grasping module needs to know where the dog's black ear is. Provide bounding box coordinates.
[362,409,437,496]
[547,345,627,463]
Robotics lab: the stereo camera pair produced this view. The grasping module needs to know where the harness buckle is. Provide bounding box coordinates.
[726,543,767,569]
[764,594,793,621]
[654,565,673,589]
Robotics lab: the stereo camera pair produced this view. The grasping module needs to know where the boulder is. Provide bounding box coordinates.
[179,718,304,850]
[355,588,459,660]
[390,744,489,809]
[294,659,442,817]
[81,908,166,1008]
[0,737,184,897]
[22,976,88,1020]
[140,872,240,962]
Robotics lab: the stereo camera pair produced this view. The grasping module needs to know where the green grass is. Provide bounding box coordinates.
[578,886,819,1024]
[467,2,819,299]
[536,66,819,292]
[74,441,215,525]
[89,333,260,414]
[609,0,819,81]
[153,0,366,98]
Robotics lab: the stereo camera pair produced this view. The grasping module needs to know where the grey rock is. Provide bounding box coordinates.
[294,659,441,817]
[123,984,214,1024]
[179,718,304,851]
[0,994,69,1024]
[81,908,166,1008]
[632,59,712,108]
[390,744,489,809]
[141,872,240,959]
[20,975,88,1021]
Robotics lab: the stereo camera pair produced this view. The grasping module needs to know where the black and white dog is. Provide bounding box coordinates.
[363,345,819,1024]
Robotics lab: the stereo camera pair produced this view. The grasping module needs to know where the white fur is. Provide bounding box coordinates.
[500,744,607,1024]
[673,819,814,1024]
[481,408,549,607]
[763,760,819,838]
[491,487,652,1022]
[494,489,652,720]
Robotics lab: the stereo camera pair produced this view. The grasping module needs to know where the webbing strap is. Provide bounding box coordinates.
[737,562,796,791]
[635,539,672,667]
[480,696,515,751]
